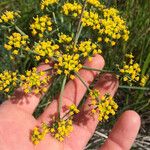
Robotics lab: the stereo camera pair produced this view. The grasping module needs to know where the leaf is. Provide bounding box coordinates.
[142,51,150,75]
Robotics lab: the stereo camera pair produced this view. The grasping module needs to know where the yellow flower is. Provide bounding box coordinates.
[30,15,52,38]
[118,53,149,87]
[69,104,80,114]
[58,33,72,43]
[40,0,59,10]
[0,11,20,23]
[20,67,50,94]
[33,40,59,62]
[78,40,102,58]
[89,92,118,122]
[50,119,74,142]
[87,0,105,9]
[31,123,49,145]
[54,54,82,79]
[4,32,29,57]
[140,75,149,87]
[0,70,18,93]
[81,6,129,45]
[62,2,82,16]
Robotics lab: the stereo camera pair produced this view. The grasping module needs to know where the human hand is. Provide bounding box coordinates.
[0,55,141,150]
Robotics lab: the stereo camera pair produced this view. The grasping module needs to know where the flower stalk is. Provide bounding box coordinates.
[119,85,150,91]
[74,0,87,46]
[82,66,114,73]
[75,72,90,91]
[58,75,67,119]
[15,25,27,36]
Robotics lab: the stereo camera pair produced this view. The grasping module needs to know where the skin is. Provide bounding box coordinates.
[0,54,141,150]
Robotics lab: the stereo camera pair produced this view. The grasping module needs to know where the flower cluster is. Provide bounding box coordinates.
[20,67,50,94]
[62,2,129,46]
[90,89,100,100]
[50,119,73,142]
[78,40,102,60]
[58,33,72,44]
[54,54,82,79]
[118,53,149,86]
[100,8,129,43]
[33,40,59,63]
[82,11,100,30]
[90,90,118,121]
[0,71,18,93]
[140,75,149,87]
[0,11,20,23]
[31,123,49,145]
[48,104,79,142]
[82,8,129,45]
[4,32,29,59]
[69,104,80,115]
[62,2,82,17]
[31,104,79,143]
[40,0,59,10]
[30,15,52,38]
[86,0,105,9]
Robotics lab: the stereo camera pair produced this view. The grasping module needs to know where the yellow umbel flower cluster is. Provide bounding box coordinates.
[82,11,100,30]
[69,104,80,115]
[20,67,50,94]
[31,123,49,145]
[62,2,82,17]
[62,2,129,45]
[90,91,118,121]
[100,8,129,43]
[58,33,72,43]
[50,119,73,142]
[78,40,102,60]
[90,89,100,100]
[33,40,59,63]
[31,104,79,144]
[40,0,59,10]
[118,53,149,86]
[87,0,105,8]
[54,54,82,79]
[49,104,79,142]
[0,70,18,93]
[82,8,129,45]
[30,15,52,38]
[140,75,149,87]
[4,32,29,58]
[0,11,20,23]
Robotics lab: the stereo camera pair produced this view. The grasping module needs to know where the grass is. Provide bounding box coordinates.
[0,0,150,149]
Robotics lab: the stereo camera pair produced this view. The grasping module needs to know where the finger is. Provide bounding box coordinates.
[2,63,53,114]
[64,73,119,150]
[38,54,105,122]
[99,110,141,150]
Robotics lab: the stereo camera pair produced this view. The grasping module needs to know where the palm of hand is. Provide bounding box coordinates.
[0,55,140,150]
[0,104,65,150]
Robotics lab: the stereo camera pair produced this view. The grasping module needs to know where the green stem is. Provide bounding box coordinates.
[82,66,114,73]
[74,25,83,45]
[75,72,90,91]
[52,12,60,33]
[15,25,26,36]
[119,85,150,91]
[58,76,67,119]
[74,1,87,46]
[138,100,150,111]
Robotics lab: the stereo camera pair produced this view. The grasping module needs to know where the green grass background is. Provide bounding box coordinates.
[0,0,150,149]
